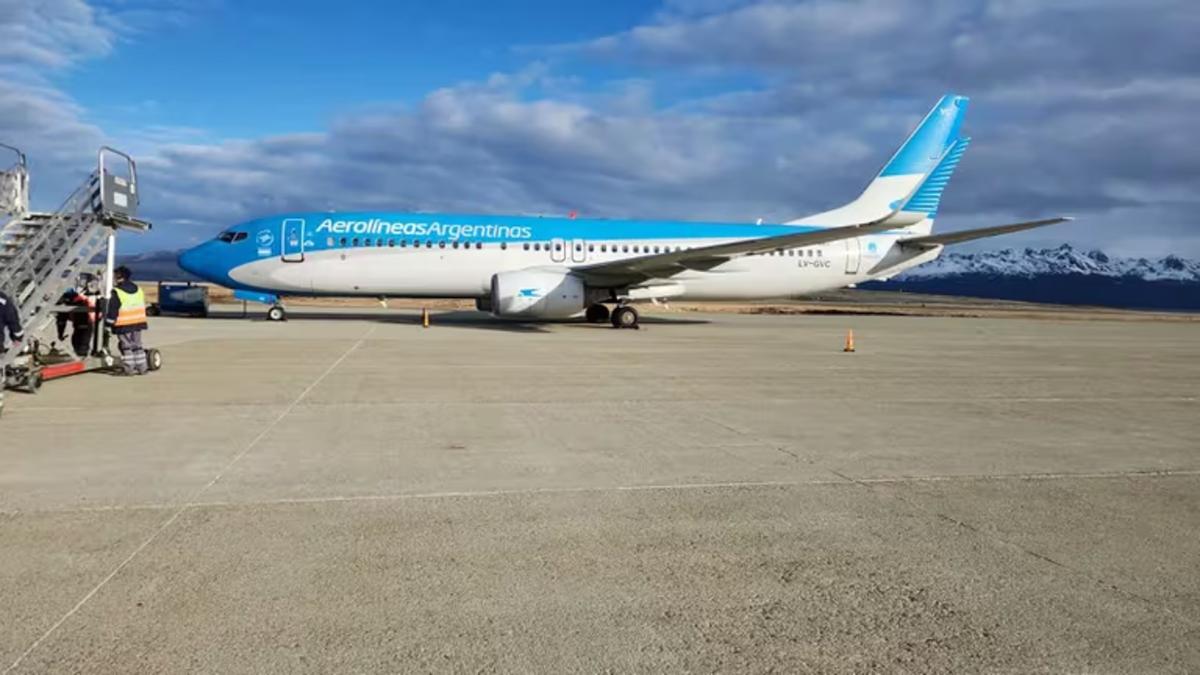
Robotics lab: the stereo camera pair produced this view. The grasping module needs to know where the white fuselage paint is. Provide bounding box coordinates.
[227,234,941,302]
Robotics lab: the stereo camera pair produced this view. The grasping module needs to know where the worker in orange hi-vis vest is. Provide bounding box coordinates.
[104,266,150,375]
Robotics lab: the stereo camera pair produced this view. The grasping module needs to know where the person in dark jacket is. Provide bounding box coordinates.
[105,266,149,375]
[1,288,25,412]
[56,283,95,357]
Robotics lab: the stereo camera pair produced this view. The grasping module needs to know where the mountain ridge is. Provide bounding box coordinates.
[894,244,1200,283]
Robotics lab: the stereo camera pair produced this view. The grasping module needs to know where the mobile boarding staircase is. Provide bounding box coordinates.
[1,144,151,403]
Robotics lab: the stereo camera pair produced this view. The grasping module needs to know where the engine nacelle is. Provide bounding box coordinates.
[490,268,587,319]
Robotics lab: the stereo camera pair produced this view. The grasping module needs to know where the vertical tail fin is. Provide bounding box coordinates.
[791,94,970,232]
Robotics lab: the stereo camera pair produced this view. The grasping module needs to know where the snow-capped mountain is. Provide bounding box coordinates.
[868,244,1200,311]
[897,244,1200,283]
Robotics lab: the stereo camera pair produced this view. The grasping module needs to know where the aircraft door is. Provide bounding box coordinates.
[844,237,861,275]
[281,218,305,263]
[550,237,567,263]
[571,239,587,263]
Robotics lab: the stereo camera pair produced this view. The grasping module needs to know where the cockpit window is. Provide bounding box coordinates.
[217,231,248,243]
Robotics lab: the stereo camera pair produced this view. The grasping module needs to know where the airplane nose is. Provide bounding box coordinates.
[177,244,210,280]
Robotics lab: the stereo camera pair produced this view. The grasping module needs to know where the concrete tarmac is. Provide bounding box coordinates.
[1,308,1198,673]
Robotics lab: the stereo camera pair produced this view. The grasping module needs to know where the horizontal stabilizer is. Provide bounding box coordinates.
[900,217,1073,248]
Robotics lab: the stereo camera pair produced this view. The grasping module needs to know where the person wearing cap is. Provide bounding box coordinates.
[105,266,149,375]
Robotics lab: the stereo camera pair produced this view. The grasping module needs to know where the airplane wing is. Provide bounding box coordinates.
[570,215,903,287]
[898,217,1072,249]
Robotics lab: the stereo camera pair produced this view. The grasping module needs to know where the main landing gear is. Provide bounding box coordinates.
[267,305,287,322]
[587,302,638,329]
[585,303,610,324]
[610,305,639,329]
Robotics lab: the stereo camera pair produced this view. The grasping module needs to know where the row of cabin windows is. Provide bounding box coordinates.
[323,236,823,257]
[758,248,823,257]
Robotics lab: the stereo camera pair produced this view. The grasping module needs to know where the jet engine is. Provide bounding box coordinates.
[490,268,588,318]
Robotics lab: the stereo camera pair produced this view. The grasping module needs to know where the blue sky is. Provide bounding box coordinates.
[3,0,1198,256]
[70,1,659,138]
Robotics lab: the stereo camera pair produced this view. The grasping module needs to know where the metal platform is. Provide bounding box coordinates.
[1,145,152,406]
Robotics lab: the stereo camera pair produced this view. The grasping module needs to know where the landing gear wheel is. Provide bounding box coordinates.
[267,305,287,322]
[146,348,163,372]
[611,305,639,329]
[21,372,42,394]
[585,303,611,324]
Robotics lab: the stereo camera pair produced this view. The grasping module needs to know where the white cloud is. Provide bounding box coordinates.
[0,0,115,69]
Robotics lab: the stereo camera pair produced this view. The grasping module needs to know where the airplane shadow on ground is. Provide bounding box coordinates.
[200,308,712,333]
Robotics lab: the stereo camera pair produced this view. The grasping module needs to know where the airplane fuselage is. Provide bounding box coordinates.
[179,212,934,302]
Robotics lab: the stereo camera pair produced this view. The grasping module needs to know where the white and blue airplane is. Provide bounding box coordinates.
[178,94,1069,327]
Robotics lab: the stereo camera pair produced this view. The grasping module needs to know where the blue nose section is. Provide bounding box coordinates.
[177,245,209,280]
[177,242,236,287]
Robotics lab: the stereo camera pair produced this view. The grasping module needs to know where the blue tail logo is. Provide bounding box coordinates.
[879,95,968,178]
[902,137,971,217]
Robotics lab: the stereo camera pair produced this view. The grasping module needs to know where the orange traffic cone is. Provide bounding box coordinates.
[421,307,430,328]
[843,329,855,352]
